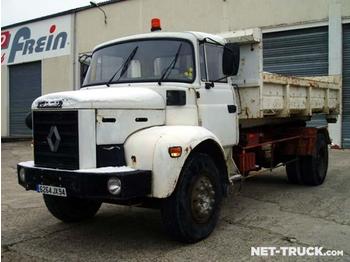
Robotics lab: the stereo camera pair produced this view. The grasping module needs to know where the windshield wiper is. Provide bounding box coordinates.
[106,46,138,87]
[158,43,183,85]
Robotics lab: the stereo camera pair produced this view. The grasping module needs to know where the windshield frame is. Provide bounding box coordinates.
[82,37,196,87]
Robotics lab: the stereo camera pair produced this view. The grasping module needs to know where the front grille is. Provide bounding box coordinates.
[33,111,79,170]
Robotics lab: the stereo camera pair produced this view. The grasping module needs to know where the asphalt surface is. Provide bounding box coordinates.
[2,141,350,261]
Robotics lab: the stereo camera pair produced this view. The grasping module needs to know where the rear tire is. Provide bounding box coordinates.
[285,158,302,184]
[43,195,101,223]
[300,133,329,186]
[161,153,223,243]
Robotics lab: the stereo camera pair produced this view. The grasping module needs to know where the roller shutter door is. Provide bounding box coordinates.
[263,26,329,127]
[9,62,41,136]
[343,24,350,148]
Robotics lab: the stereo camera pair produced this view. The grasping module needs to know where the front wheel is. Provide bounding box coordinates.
[161,153,223,243]
[43,195,101,223]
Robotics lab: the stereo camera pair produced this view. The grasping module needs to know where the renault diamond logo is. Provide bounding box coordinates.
[47,126,61,152]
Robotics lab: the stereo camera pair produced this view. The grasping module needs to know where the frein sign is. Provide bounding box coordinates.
[1,15,71,65]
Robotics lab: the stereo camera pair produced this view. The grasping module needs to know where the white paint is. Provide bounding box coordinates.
[79,110,96,169]
[96,109,165,145]
[219,28,262,44]
[124,125,224,198]
[93,31,224,52]
[18,161,36,167]
[32,86,165,109]
[77,166,135,173]
[231,39,262,88]
[328,0,343,147]
[197,83,239,146]
[1,15,71,65]
[18,160,134,173]
[166,87,199,126]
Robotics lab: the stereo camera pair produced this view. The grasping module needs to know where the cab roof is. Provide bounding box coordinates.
[93,31,226,52]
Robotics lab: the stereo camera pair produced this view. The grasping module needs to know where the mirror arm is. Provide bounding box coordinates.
[205,82,215,89]
[212,75,228,82]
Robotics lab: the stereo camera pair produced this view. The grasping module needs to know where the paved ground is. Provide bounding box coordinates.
[1,141,350,261]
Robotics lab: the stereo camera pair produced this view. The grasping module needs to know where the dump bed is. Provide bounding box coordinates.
[237,72,341,120]
[220,28,341,125]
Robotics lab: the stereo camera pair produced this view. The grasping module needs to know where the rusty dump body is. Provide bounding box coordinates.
[222,29,341,128]
[237,72,341,123]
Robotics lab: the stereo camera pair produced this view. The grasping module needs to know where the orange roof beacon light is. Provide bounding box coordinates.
[151,18,162,32]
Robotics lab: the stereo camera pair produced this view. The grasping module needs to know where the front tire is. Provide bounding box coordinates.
[161,153,223,243]
[43,195,101,223]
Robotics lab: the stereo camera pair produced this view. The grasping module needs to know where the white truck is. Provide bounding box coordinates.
[18,27,341,243]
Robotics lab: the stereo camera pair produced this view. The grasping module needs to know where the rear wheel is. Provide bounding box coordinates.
[300,133,329,186]
[43,195,101,222]
[285,158,302,184]
[161,153,223,243]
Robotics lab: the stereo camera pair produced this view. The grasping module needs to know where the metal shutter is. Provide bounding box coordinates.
[263,26,328,76]
[263,27,329,127]
[343,24,350,148]
[9,62,41,136]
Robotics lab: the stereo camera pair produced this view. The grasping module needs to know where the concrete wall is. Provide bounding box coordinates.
[76,0,350,53]
[42,55,73,94]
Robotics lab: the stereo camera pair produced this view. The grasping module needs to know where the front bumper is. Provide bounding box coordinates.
[17,162,152,201]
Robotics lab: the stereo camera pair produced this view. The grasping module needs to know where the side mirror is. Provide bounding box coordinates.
[222,43,240,76]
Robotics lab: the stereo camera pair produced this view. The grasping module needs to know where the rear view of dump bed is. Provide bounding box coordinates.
[221,29,341,126]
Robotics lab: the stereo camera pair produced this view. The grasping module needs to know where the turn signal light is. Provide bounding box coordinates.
[169,146,182,158]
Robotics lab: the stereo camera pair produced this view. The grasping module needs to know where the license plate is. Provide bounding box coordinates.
[36,184,67,197]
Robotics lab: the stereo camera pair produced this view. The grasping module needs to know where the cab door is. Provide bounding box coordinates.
[196,42,239,147]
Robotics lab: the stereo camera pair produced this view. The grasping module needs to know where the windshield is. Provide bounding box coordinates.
[83,39,195,87]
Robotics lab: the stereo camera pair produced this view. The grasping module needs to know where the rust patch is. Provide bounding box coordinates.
[131,155,136,162]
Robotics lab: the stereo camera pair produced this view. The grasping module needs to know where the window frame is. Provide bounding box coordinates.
[200,42,227,83]
[82,37,197,87]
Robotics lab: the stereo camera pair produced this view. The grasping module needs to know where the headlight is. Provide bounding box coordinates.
[19,168,26,183]
[107,177,121,195]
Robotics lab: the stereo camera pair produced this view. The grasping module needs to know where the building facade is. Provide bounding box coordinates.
[1,0,350,147]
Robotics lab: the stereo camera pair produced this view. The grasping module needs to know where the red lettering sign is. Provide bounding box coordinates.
[1,31,11,49]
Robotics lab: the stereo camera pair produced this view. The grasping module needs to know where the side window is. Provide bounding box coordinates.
[199,44,207,81]
[204,44,226,83]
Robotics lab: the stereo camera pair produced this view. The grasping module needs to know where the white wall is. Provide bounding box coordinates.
[42,55,73,94]
[75,0,350,53]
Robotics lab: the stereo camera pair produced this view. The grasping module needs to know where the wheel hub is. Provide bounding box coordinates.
[191,175,216,223]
